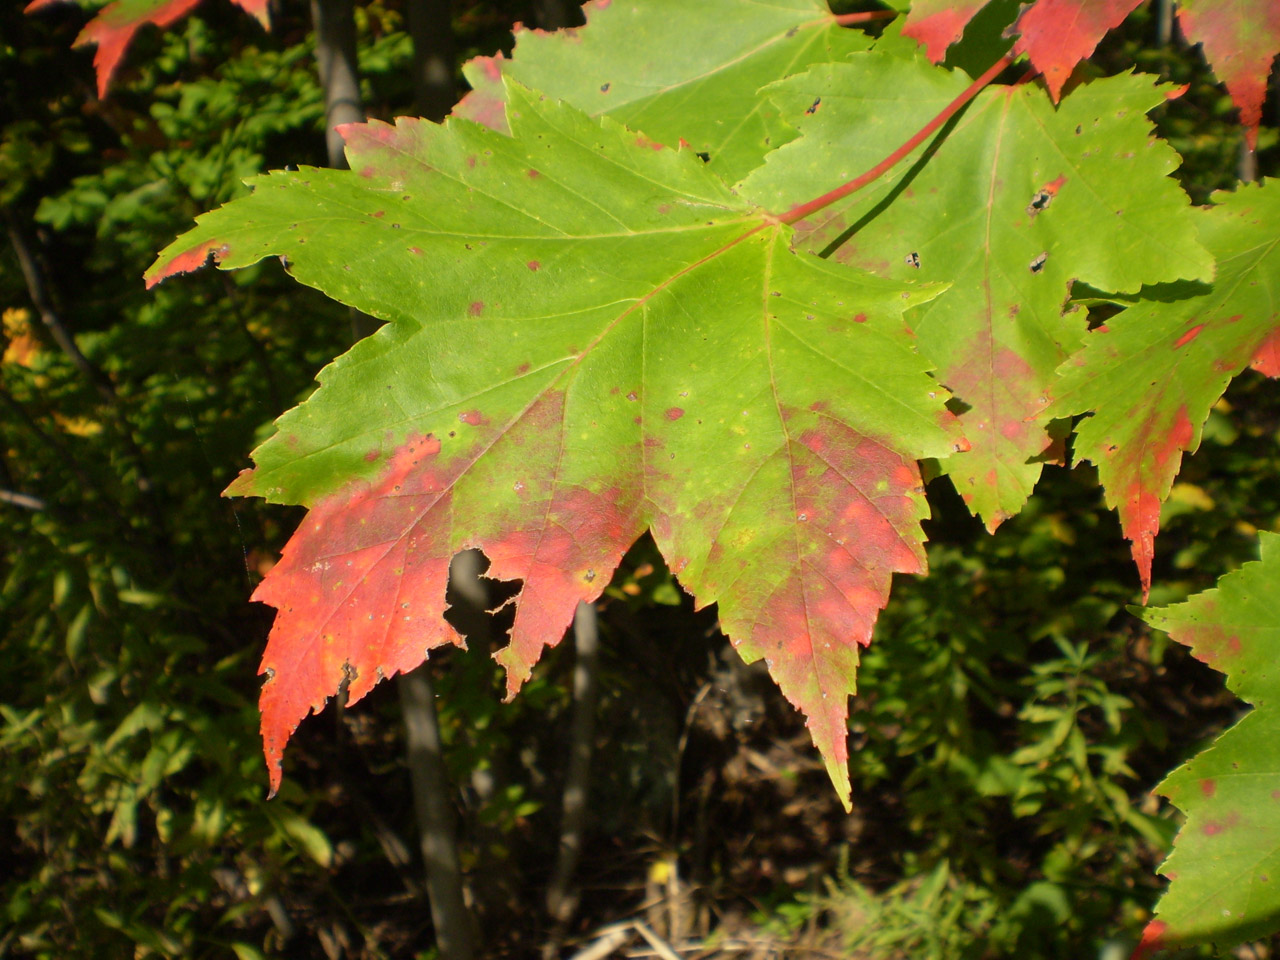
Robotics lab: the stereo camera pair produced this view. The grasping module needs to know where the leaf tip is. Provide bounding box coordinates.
[1130,919,1168,960]
[223,467,257,498]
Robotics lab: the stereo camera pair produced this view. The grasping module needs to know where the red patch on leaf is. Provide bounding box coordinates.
[1011,0,1144,102]
[145,239,229,288]
[1041,174,1068,196]
[1200,777,1217,797]
[253,433,460,796]
[468,301,485,317]
[527,169,540,179]
[695,418,929,809]
[665,407,685,421]
[254,386,647,794]
[527,260,541,271]
[900,1,990,63]
[481,391,644,695]
[1173,323,1205,348]
[458,410,487,426]
[452,53,510,134]
[941,341,1053,529]
[1251,327,1280,376]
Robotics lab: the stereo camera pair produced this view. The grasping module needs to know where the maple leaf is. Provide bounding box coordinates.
[453,0,872,183]
[25,0,269,97]
[147,81,967,805]
[1135,532,1280,953]
[1049,183,1280,600]
[1008,0,1144,102]
[740,54,1212,529]
[1175,0,1280,151]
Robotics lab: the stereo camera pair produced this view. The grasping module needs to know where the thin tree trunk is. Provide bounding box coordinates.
[399,667,478,960]
[308,4,475,957]
[407,0,455,122]
[545,600,603,925]
[310,0,363,170]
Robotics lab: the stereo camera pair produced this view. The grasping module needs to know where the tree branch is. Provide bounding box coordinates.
[399,666,478,960]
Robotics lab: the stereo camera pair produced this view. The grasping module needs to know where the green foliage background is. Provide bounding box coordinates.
[2,2,1277,957]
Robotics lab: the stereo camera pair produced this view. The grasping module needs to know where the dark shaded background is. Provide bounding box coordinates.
[2,2,1277,957]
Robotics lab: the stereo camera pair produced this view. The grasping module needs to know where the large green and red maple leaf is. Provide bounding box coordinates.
[147,78,967,807]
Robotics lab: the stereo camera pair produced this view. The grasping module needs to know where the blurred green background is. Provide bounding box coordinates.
[2,1,1277,957]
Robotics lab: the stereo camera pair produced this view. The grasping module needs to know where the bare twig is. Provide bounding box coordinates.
[6,214,115,402]
[0,489,46,511]
[568,925,636,960]
[633,920,682,960]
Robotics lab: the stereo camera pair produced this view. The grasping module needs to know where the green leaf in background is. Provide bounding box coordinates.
[1137,531,1280,950]
[148,80,966,806]
[1051,182,1280,599]
[453,0,872,183]
[742,55,1213,530]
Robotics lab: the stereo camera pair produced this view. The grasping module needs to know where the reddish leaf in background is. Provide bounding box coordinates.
[901,0,992,63]
[1177,0,1280,150]
[1010,0,1144,101]
[25,0,269,97]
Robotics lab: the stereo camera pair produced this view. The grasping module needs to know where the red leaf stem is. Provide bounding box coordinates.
[777,54,1014,225]
[832,11,896,26]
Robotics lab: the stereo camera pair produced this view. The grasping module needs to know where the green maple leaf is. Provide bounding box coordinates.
[146,81,966,806]
[1051,183,1280,599]
[454,0,872,183]
[740,53,1214,530]
[1137,531,1280,950]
